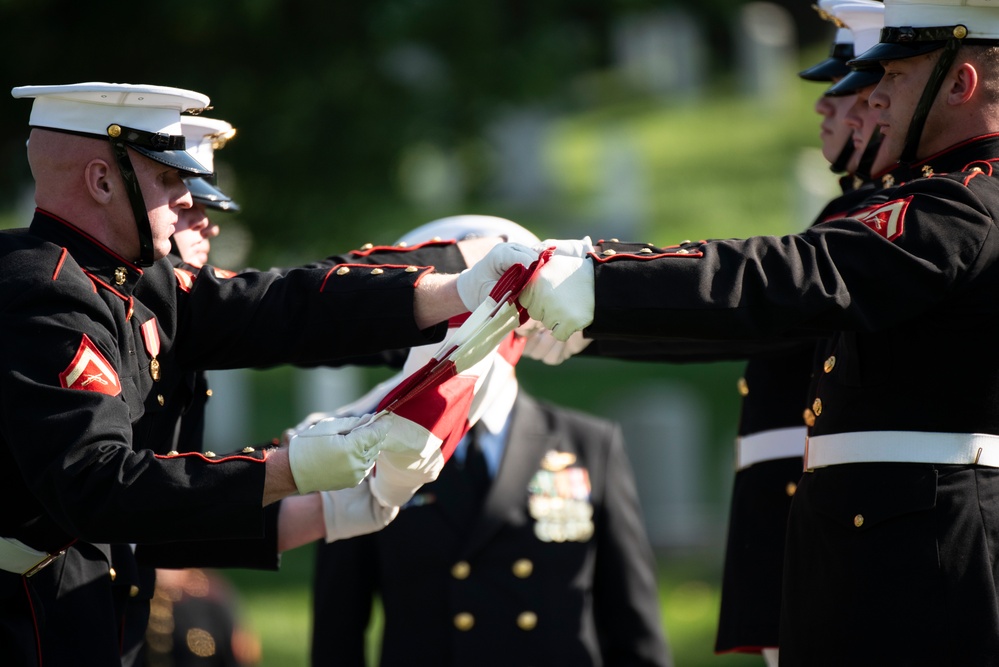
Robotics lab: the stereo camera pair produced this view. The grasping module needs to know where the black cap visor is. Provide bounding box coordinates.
[825,68,884,96]
[134,146,212,177]
[850,40,948,69]
[799,57,852,82]
[184,176,241,212]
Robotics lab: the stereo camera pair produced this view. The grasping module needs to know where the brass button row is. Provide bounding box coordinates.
[452,611,537,632]
[335,266,421,276]
[451,559,534,580]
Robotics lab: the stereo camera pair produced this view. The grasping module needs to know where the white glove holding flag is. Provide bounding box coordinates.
[518,254,595,342]
[320,478,399,542]
[456,242,539,311]
[532,236,594,259]
[522,328,592,365]
[287,414,390,494]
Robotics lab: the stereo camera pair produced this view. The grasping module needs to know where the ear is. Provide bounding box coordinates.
[83,158,114,204]
[946,61,979,106]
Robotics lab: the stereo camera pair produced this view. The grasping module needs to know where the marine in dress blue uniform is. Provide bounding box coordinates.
[0,83,456,667]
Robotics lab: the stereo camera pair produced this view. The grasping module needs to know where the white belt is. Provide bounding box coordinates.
[736,427,806,470]
[0,536,64,577]
[804,431,999,470]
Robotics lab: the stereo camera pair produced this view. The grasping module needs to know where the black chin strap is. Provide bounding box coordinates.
[900,35,965,165]
[854,126,884,183]
[107,124,156,266]
[830,135,855,174]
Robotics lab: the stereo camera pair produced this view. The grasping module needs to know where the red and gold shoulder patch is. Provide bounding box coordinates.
[59,334,121,396]
[173,267,196,293]
[853,196,910,242]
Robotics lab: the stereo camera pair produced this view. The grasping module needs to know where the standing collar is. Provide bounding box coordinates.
[30,209,144,295]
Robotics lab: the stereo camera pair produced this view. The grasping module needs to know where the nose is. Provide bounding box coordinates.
[815,94,834,117]
[869,82,888,110]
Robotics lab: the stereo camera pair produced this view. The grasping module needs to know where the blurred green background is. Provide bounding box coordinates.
[0,1,845,664]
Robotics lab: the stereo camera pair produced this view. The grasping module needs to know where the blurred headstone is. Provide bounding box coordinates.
[294,367,363,419]
[486,107,554,206]
[735,2,797,106]
[595,127,648,241]
[204,369,252,454]
[611,382,714,549]
[611,9,705,101]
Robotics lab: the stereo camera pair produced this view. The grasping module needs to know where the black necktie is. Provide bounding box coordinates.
[464,424,491,510]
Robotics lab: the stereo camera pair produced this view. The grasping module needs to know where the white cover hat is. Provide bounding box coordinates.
[181,117,240,211]
[853,0,999,66]
[11,82,212,175]
[394,214,540,248]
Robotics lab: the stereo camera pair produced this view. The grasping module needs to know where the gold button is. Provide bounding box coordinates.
[954,25,968,39]
[680,239,691,244]
[882,174,896,188]
[675,248,690,255]
[371,268,384,275]
[601,249,617,256]
[432,236,442,241]
[167,450,179,456]
[109,567,117,581]
[114,267,127,286]
[785,481,797,497]
[737,378,749,397]
[453,612,474,631]
[206,389,213,397]
[204,451,216,458]
[360,243,374,250]
[803,408,816,427]
[107,124,122,138]
[512,559,533,579]
[971,166,984,173]
[336,266,350,276]
[397,241,409,247]
[609,238,619,243]
[823,356,836,373]
[854,514,864,528]
[129,585,140,597]
[451,561,471,580]
[405,266,419,273]
[516,611,538,631]
[812,398,823,416]
[156,394,165,406]
[242,447,255,454]
[639,247,653,254]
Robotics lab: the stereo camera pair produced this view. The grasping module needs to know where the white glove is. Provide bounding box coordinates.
[320,478,399,543]
[368,415,446,508]
[518,255,595,342]
[287,414,390,494]
[532,236,594,258]
[522,328,592,365]
[281,410,334,445]
[455,242,539,311]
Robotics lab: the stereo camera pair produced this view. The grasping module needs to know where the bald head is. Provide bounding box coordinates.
[28,129,116,215]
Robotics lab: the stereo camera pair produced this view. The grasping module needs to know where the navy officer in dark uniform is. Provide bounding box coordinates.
[0,82,528,667]
[494,0,999,661]
[311,216,671,667]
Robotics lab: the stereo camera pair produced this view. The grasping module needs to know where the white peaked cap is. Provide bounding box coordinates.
[884,0,999,39]
[819,0,856,45]
[834,0,886,55]
[395,214,541,248]
[11,82,210,139]
[181,116,235,173]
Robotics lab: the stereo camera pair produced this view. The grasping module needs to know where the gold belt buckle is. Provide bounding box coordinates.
[24,550,65,578]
